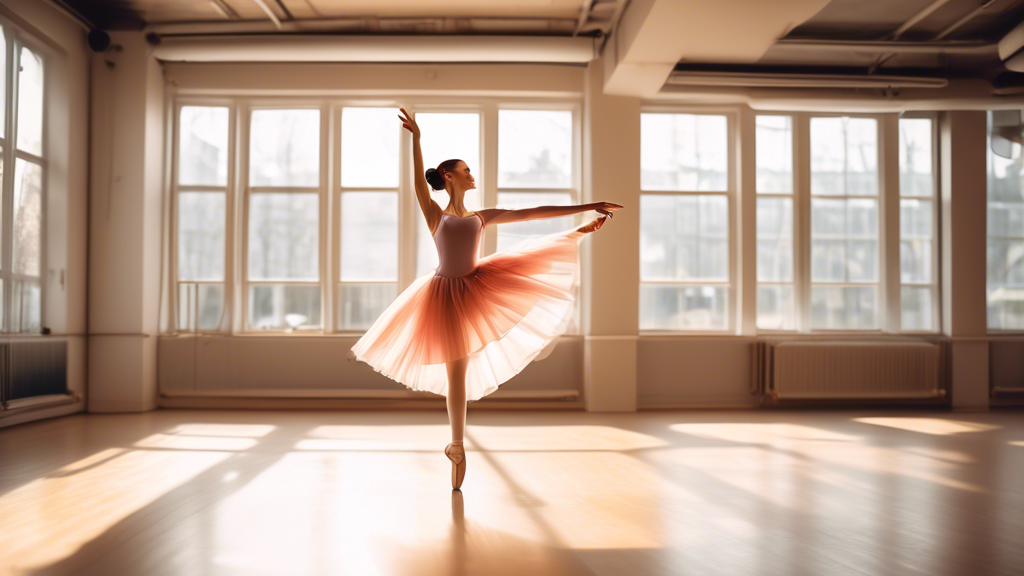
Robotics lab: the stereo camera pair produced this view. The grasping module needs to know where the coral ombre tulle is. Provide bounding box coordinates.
[347,211,599,402]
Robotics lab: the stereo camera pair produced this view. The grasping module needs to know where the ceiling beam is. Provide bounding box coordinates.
[601,0,832,97]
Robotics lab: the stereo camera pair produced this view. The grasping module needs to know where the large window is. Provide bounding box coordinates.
[749,112,938,334]
[987,111,1024,331]
[1,27,46,333]
[173,101,581,334]
[640,112,732,331]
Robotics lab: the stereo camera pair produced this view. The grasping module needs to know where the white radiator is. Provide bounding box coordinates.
[756,340,947,400]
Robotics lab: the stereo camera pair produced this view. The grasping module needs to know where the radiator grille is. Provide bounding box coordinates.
[1,340,68,406]
[757,341,946,400]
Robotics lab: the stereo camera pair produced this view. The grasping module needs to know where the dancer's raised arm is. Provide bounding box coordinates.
[399,108,442,234]
[480,202,622,226]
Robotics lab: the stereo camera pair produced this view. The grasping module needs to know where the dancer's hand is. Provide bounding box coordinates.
[593,202,622,219]
[398,108,420,138]
[577,215,608,234]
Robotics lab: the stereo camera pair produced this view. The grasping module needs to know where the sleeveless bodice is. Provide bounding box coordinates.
[433,212,484,278]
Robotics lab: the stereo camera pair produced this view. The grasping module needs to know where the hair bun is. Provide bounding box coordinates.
[424,167,445,191]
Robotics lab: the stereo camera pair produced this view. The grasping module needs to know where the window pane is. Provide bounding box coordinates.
[341,192,397,281]
[12,159,41,277]
[641,113,728,191]
[988,200,1024,238]
[177,283,224,331]
[339,283,397,330]
[496,192,573,252]
[341,107,399,188]
[498,110,572,188]
[986,111,1024,330]
[179,107,229,186]
[901,240,932,284]
[249,109,320,187]
[901,199,932,238]
[811,198,878,283]
[248,193,318,281]
[757,284,794,330]
[249,284,321,330]
[901,287,933,331]
[641,194,728,281]
[811,286,877,329]
[640,284,727,330]
[901,196,933,285]
[756,197,792,282]
[414,113,481,277]
[12,279,41,332]
[17,46,43,156]
[756,116,792,193]
[178,192,225,281]
[899,118,933,196]
[811,117,878,196]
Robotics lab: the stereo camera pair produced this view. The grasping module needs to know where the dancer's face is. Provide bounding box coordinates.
[446,161,476,194]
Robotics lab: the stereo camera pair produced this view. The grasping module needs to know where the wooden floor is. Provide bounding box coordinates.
[1,408,1022,576]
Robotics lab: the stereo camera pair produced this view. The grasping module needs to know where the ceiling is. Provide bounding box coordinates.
[54,0,1024,84]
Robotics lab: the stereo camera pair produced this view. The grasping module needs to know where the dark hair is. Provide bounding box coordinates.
[425,159,462,192]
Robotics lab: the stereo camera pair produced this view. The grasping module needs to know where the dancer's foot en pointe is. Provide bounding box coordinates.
[445,441,466,490]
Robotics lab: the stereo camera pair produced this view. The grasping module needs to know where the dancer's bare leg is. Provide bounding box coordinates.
[445,355,469,443]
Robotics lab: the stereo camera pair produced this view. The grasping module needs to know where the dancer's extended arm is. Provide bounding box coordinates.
[399,108,443,234]
[480,202,621,225]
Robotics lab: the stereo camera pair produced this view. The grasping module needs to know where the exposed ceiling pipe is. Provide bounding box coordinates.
[933,0,996,41]
[151,34,597,63]
[666,71,948,89]
[773,38,996,55]
[145,17,581,36]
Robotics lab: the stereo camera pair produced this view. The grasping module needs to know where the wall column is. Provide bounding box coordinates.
[87,32,165,412]
[581,55,640,412]
[940,110,989,411]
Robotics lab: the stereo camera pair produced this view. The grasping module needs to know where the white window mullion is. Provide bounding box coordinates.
[322,102,333,334]
[882,113,901,333]
[482,103,498,257]
[235,102,251,334]
[730,110,746,335]
[794,113,811,333]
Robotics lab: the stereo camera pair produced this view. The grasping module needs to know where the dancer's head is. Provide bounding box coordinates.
[425,159,475,198]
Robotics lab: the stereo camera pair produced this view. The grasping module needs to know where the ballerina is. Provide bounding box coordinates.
[348,107,621,489]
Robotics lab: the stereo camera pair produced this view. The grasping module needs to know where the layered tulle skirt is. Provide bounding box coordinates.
[347,221,594,402]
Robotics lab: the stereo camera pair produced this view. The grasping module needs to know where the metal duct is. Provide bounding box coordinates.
[151,34,597,63]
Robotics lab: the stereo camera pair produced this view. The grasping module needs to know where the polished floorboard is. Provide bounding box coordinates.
[1,408,1022,576]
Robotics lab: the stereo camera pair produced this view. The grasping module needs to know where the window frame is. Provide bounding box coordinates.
[169,95,583,336]
[638,105,738,335]
[894,111,941,334]
[745,109,941,336]
[985,109,1024,335]
[171,98,235,334]
[0,20,49,334]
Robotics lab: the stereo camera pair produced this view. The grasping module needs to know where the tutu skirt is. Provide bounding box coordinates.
[348,224,589,402]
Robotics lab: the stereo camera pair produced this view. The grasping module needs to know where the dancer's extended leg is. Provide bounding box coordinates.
[445,355,469,443]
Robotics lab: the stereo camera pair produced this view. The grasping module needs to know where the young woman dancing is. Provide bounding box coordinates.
[348,108,621,490]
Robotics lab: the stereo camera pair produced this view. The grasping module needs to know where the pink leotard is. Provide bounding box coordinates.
[432,212,485,278]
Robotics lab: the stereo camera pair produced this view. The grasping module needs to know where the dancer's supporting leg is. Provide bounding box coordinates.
[445,355,469,443]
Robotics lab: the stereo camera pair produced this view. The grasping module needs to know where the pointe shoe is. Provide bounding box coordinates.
[445,442,466,490]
